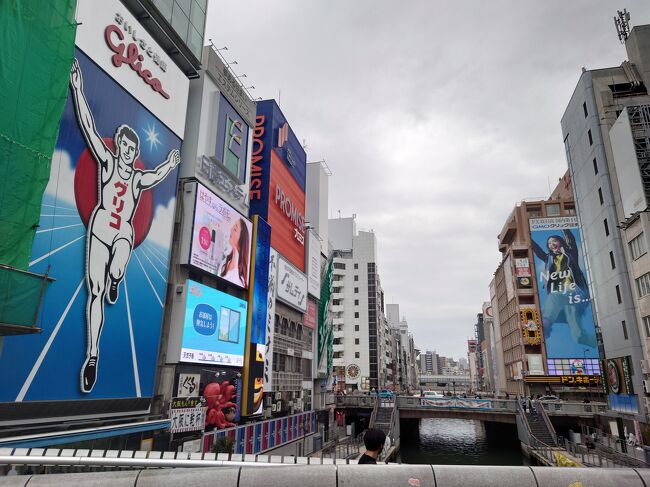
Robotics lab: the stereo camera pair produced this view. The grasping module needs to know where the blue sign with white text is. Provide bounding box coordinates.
[181,280,248,367]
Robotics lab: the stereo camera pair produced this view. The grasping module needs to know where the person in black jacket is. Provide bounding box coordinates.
[358,429,386,464]
[531,230,593,347]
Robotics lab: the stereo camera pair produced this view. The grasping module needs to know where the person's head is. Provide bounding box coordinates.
[546,235,566,255]
[115,125,140,166]
[363,428,386,453]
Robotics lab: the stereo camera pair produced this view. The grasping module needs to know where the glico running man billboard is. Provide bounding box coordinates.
[0,0,189,421]
[529,217,598,361]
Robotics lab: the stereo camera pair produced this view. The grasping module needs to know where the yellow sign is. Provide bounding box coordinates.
[554,451,583,467]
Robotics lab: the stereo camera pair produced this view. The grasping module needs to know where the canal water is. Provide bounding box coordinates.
[398,418,528,466]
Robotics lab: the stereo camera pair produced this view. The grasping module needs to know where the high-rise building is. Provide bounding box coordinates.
[562,23,650,425]
[493,186,603,398]
[329,216,389,391]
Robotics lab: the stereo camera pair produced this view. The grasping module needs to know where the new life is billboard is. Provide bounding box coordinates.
[0,0,188,421]
[181,280,248,367]
[189,182,253,289]
[529,217,598,360]
[249,100,307,271]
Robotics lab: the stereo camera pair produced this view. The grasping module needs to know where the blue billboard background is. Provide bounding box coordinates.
[530,217,598,359]
[251,216,271,345]
[181,280,248,366]
[0,48,180,402]
[249,99,306,221]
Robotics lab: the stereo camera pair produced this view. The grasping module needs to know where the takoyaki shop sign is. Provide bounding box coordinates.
[170,396,207,433]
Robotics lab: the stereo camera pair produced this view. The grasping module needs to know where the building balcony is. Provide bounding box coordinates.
[331,305,344,314]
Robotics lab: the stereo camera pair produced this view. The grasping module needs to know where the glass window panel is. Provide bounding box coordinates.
[190,0,206,33]
[153,0,174,21]
[171,8,190,41]
[176,0,191,16]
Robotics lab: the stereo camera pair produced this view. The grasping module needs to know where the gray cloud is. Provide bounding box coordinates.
[206,1,650,358]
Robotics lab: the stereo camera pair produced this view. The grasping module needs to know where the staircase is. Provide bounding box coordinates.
[372,403,393,435]
[524,411,557,447]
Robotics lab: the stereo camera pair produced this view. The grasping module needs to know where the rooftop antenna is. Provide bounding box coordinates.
[614,9,631,44]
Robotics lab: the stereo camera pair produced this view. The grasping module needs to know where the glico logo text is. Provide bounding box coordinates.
[104,15,170,99]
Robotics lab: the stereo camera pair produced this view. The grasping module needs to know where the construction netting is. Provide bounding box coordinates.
[0,0,77,269]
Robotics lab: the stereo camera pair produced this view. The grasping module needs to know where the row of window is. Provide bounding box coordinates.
[333,351,361,359]
[333,262,360,270]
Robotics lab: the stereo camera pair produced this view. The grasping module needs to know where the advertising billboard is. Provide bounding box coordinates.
[215,94,249,183]
[529,217,598,361]
[277,255,308,312]
[307,230,321,297]
[190,183,253,288]
[305,298,318,330]
[201,367,243,430]
[181,280,248,367]
[243,216,271,416]
[249,100,307,272]
[610,108,647,218]
[0,0,188,421]
[264,249,279,390]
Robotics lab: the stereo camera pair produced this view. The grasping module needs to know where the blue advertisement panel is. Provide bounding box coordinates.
[269,420,276,448]
[0,47,181,404]
[235,427,246,454]
[529,217,598,361]
[249,99,306,221]
[181,280,248,367]
[282,417,288,444]
[251,217,271,345]
[254,423,262,453]
[215,94,249,183]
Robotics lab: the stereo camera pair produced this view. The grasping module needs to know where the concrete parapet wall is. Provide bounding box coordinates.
[1,464,650,486]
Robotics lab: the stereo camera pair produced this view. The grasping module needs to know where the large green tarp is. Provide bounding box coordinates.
[0,0,77,269]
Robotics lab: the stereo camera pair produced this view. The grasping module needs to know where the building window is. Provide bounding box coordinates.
[622,320,628,340]
[354,287,359,293]
[643,316,650,338]
[616,284,622,304]
[604,218,609,236]
[598,187,603,205]
[354,275,359,281]
[354,312,359,318]
[334,262,346,269]
[637,272,650,298]
[565,204,576,215]
[355,325,359,331]
[355,338,360,345]
[354,299,359,306]
[546,204,560,216]
[332,299,341,305]
[588,129,593,146]
[355,352,360,359]
[610,251,616,269]
[593,158,598,175]
[630,233,647,260]
[583,102,588,117]
[354,263,358,269]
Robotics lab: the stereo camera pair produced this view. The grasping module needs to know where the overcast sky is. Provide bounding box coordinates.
[206,1,650,360]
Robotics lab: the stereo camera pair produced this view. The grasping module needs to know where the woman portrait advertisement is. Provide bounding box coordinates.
[219,217,250,288]
[531,228,597,356]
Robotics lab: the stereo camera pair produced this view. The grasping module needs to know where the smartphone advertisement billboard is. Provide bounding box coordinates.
[529,217,598,360]
[0,0,188,422]
[181,280,248,367]
[190,183,253,289]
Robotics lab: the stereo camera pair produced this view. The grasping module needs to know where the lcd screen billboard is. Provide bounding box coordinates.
[190,183,253,289]
[181,280,248,367]
[0,0,187,419]
[529,217,598,359]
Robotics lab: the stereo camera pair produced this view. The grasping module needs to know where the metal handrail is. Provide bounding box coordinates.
[534,399,558,446]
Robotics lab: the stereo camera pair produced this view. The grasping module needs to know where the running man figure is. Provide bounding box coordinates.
[70,59,180,393]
